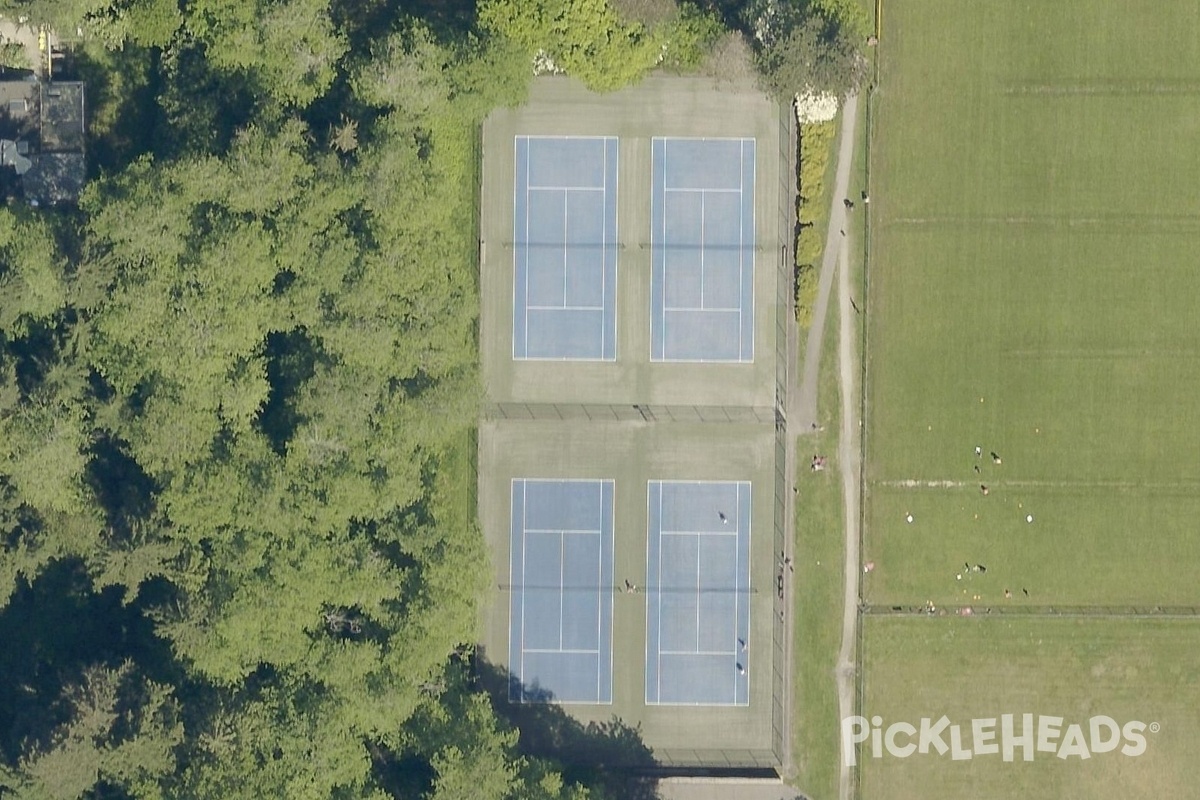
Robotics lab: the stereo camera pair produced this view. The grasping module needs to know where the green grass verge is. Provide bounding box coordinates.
[860,616,1200,800]
[791,297,844,799]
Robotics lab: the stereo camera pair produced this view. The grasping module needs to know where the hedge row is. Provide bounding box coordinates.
[795,119,837,327]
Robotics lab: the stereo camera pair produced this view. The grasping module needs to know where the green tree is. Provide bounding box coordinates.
[187,0,347,107]
[478,0,666,91]
[752,1,866,100]
[8,661,182,799]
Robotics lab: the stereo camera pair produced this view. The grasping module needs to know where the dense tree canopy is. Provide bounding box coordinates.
[745,0,868,100]
[0,0,796,796]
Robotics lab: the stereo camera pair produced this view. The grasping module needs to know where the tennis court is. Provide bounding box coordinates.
[650,137,756,363]
[645,480,752,706]
[513,136,619,361]
[508,479,615,703]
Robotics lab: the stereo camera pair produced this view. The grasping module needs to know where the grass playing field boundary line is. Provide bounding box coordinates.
[1002,81,1200,95]
[878,478,1200,491]
[888,214,1200,229]
[863,605,1200,618]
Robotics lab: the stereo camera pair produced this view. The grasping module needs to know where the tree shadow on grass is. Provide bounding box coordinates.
[474,656,660,800]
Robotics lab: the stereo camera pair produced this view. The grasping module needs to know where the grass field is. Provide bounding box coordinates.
[792,292,846,799]
[858,2,1200,798]
[859,617,1200,800]
[865,1,1200,607]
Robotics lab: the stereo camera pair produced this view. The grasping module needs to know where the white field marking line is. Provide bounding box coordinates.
[879,479,968,488]
[878,477,1200,491]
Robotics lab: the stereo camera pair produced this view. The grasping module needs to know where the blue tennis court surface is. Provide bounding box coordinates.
[509,479,614,703]
[513,136,618,360]
[646,480,751,705]
[651,138,756,362]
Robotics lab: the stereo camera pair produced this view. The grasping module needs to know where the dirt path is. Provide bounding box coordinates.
[834,235,861,800]
[794,94,859,431]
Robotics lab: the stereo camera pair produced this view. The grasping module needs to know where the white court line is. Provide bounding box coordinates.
[515,354,614,363]
[527,185,606,191]
[524,527,602,535]
[561,191,568,308]
[511,139,520,360]
[600,143,607,361]
[656,486,664,702]
[661,529,739,537]
[524,149,532,357]
[732,478,741,699]
[738,139,745,360]
[663,187,742,193]
[507,479,518,696]
[526,305,606,312]
[596,482,603,701]
[699,191,706,311]
[662,304,742,313]
[520,481,528,686]
[656,142,667,360]
[557,529,565,650]
[659,649,738,656]
[694,531,701,652]
[740,482,752,701]
[745,140,756,361]
[524,648,601,655]
[603,139,613,360]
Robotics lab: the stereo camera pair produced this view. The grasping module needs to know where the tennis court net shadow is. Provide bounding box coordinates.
[474,656,659,800]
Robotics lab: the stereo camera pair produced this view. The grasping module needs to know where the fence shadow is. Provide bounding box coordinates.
[474,656,659,800]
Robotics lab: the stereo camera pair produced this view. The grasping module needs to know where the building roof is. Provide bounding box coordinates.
[23,151,85,205]
[0,78,85,204]
[39,81,84,152]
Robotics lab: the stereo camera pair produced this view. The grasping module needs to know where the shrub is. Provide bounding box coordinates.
[795,119,837,326]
